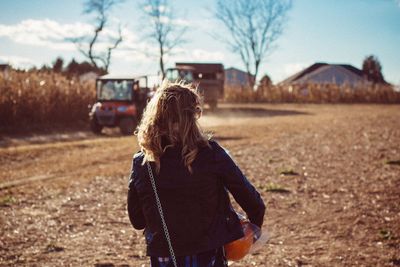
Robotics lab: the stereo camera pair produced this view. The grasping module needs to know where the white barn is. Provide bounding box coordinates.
[279,63,369,86]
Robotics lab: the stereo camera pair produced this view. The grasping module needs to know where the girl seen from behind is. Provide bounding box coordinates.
[127,81,266,267]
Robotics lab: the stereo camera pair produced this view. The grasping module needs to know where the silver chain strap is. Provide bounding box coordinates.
[146,162,178,267]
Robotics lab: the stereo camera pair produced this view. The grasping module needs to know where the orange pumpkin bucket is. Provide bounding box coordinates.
[224,220,255,261]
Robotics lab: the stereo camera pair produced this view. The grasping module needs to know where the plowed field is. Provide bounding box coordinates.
[1,104,399,266]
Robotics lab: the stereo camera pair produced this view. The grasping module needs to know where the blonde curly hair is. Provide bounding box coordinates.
[136,81,210,172]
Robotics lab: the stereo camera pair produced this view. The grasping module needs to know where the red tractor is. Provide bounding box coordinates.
[89,74,150,135]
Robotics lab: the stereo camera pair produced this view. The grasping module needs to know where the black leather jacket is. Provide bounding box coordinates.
[127,140,266,257]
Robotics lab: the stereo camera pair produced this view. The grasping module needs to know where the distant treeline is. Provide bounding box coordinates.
[31,57,106,78]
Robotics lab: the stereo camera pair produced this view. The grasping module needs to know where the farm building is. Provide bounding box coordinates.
[0,63,10,72]
[225,67,255,90]
[279,62,369,86]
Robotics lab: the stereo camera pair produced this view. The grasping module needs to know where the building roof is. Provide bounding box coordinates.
[224,67,255,78]
[279,62,368,86]
[0,63,10,71]
[175,62,224,73]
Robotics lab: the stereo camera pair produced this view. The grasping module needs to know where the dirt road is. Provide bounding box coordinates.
[1,104,399,266]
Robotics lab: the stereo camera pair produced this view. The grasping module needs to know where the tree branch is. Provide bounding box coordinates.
[214,0,292,87]
[140,0,187,78]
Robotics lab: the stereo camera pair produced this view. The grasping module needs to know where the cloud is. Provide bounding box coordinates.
[111,47,225,73]
[0,55,35,69]
[143,5,190,27]
[170,18,191,27]
[191,49,225,61]
[0,18,160,69]
[0,19,140,52]
[172,48,225,62]
[0,19,93,51]
[0,19,221,74]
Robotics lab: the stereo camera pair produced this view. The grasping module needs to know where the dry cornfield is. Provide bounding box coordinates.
[0,70,95,131]
[225,83,400,103]
[1,70,400,134]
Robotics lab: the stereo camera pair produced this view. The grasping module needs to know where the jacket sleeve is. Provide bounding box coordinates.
[213,142,266,228]
[127,154,146,230]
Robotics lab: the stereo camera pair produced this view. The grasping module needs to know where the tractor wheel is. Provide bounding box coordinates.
[90,117,103,134]
[119,117,137,135]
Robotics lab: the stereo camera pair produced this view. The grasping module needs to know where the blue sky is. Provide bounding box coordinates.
[0,0,399,84]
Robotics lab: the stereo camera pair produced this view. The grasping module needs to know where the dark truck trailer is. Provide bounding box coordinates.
[167,63,224,109]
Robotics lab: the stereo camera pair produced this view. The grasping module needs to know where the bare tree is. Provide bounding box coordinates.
[140,0,186,79]
[70,0,123,73]
[215,0,291,87]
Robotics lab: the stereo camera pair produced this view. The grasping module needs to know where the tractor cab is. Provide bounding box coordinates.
[166,65,195,83]
[89,74,149,135]
[166,63,224,110]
